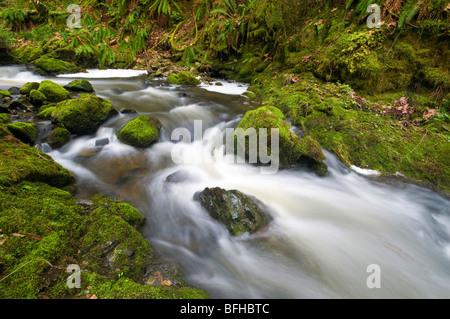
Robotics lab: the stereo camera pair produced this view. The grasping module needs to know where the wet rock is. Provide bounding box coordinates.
[117,115,161,148]
[194,187,272,236]
[42,127,71,149]
[119,108,137,114]
[8,87,20,95]
[19,82,40,96]
[9,96,34,111]
[95,137,109,147]
[64,79,95,93]
[6,122,37,145]
[165,170,191,183]
[52,94,117,135]
[37,80,70,103]
[168,71,200,86]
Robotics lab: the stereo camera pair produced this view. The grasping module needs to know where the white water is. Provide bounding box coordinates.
[2,66,449,298]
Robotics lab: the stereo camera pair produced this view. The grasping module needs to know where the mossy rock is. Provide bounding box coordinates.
[29,89,47,106]
[11,45,44,64]
[0,182,206,299]
[33,55,85,76]
[168,71,200,86]
[6,122,37,145]
[43,127,71,149]
[117,115,161,148]
[19,82,40,96]
[37,106,56,119]
[0,90,11,98]
[52,95,116,135]
[236,106,328,173]
[0,124,74,187]
[37,80,70,103]
[64,79,94,93]
[194,187,272,236]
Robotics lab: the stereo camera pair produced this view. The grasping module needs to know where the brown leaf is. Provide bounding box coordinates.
[12,233,25,238]
[89,294,98,299]
[26,233,42,241]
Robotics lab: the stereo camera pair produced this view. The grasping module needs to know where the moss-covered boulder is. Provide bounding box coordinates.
[33,55,85,76]
[52,94,116,135]
[194,187,272,236]
[117,115,161,148]
[37,106,56,119]
[235,106,328,174]
[168,71,200,86]
[6,122,37,145]
[29,89,47,106]
[0,124,74,187]
[19,82,40,96]
[37,80,70,103]
[64,79,94,93]
[0,90,11,98]
[43,127,71,149]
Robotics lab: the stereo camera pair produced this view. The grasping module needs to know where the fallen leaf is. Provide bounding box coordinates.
[12,233,25,238]
[89,294,98,299]
[26,233,42,241]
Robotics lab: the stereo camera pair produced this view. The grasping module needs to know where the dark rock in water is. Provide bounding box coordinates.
[194,187,272,236]
[8,87,20,95]
[119,108,137,114]
[166,170,190,183]
[95,137,110,147]
[9,96,35,111]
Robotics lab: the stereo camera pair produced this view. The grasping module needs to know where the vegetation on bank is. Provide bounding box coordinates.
[0,0,449,299]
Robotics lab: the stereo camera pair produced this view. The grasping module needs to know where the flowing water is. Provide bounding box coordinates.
[1,66,449,298]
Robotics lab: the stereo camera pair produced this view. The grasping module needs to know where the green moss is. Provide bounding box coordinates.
[0,124,74,187]
[63,79,94,93]
[236,106,327,174]
[37,80,70,103]
[168,71,200,85]
[43,127,71,149]
[29,89,47,106]
[6,122,37,145]
[83,274,209,299]
[37,106,56,119]
[19,82,40,96]
[33,55,85,76]
[11,45,44,64]
[0,113,9,123]
[0,90,11,97]
[52,94,116,134]
[117,115,161,148]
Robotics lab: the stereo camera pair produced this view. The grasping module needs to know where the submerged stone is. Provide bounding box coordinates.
[194,187,272,236]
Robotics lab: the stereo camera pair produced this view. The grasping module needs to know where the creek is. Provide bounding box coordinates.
[1,66,449,298]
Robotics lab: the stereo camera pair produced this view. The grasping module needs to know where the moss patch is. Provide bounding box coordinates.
[117,115,161,148]
[6,122,37,145]
[0,124,74,187]
[19,82,40,96]
[43,127,71,149]
[168,71,200,85]
[63,79,94,93]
